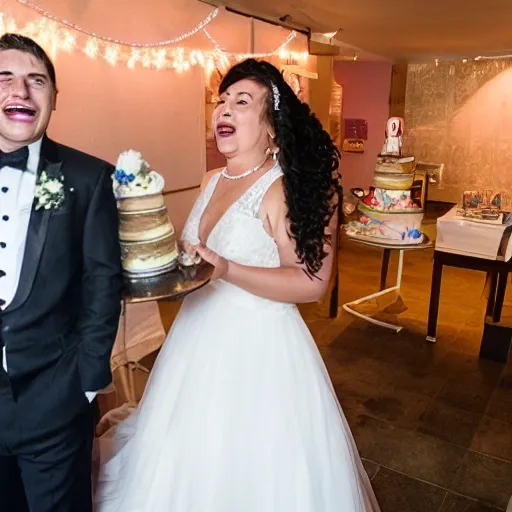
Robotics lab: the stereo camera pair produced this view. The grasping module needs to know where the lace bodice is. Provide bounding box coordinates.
[181,164,283,269]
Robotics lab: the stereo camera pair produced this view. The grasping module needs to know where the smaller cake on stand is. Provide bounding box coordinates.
[341,118,432,334]
[113,150,178,278]
[346,117,424,245]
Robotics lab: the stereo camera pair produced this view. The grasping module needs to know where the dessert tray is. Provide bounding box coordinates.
[122,260,214,303]
[346,231,431,249]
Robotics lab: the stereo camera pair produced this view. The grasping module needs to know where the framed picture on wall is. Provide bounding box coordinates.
[342,118,367,154]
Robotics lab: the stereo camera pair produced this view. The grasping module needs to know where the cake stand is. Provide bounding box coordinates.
[343,234,432,332]
[122,260,214,303]
[116,261,214,405]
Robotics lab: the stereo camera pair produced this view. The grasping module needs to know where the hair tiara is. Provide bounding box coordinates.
[271,82,280,111]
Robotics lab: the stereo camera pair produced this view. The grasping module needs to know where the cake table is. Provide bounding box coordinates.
[115,261,214,405]
[343,234,433,332]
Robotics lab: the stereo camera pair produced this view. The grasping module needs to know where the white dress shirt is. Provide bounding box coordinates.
[0,139,96,402]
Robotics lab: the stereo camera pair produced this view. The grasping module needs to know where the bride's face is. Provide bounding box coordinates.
[213,78,271,160]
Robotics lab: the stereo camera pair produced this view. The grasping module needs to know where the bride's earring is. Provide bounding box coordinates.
[266,147,279,160]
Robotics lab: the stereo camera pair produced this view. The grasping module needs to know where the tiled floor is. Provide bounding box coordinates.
[102,211,512,512]
[309,226,512,511]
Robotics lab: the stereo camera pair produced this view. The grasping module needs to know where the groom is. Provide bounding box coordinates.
[0,34,122,511]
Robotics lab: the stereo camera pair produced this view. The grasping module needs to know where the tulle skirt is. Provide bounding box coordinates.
[94,281,380,511]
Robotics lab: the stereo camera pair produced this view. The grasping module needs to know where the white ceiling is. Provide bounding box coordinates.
[208,0,512,61]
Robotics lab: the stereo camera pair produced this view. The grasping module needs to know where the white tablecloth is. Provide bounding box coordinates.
[436,207,512,261]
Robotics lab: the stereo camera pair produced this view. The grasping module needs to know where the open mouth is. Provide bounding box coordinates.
[3,105,37,121]
[216,123,235,138]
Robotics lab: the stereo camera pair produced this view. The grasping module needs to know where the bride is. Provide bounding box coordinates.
[94,58,380,511]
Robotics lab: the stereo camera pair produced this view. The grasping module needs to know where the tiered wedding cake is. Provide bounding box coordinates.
[113,150,178,276]
[346,117,424,244]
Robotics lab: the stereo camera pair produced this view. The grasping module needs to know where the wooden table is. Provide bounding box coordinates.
[426,250,512,362]
[427,251,511,342]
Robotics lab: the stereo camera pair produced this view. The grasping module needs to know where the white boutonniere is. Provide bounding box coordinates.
[34,170,65,210]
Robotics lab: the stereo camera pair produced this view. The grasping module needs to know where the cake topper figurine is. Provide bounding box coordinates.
[381,117,404,157]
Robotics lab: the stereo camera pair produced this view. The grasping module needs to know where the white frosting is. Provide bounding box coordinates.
[123,250,178,271]
[112,149,165,199]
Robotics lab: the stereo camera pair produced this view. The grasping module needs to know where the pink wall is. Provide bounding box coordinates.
[3,0,308,231]
[333,61,392,192]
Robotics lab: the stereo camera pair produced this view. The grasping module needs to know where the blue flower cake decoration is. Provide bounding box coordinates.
[112,150,163,198]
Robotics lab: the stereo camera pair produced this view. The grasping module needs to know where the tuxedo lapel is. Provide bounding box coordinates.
[5,137,62,313]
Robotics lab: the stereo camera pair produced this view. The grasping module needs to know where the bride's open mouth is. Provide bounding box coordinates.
[216,122,235,138]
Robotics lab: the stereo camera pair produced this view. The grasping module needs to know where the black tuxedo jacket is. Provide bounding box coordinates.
[0,135,122,430]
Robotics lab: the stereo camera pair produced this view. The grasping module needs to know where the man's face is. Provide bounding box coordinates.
[0,49,55,152]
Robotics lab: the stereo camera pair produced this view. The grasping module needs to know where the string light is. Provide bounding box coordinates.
[104,45,119,66]
[203,28,307,62]
[474,53,512,61]
[0,3,306,73]
[16,0,220,46]
[432,53,512,64]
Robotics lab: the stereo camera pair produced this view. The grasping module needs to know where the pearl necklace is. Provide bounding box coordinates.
[221,156,269,180]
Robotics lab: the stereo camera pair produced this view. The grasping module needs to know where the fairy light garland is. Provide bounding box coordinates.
[9,1,509,70]
[203,28,305,61]
[433,54,512,66]
[0,0,307,72]
[16,0,219,46]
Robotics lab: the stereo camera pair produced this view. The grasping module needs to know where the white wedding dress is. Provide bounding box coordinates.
[94,164,380,511]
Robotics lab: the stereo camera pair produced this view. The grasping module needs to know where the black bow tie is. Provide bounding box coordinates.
[0,146,29,171]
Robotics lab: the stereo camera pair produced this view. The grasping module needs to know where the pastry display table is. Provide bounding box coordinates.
[427,207,512,362]
[343,235,433,332]
[436,206,512,261]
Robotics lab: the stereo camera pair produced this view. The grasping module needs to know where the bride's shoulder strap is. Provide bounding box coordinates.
[200,168,223,193]
[244,164,284,217]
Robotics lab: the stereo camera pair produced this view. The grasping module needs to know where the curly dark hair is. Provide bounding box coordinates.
[219,58,341,277]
